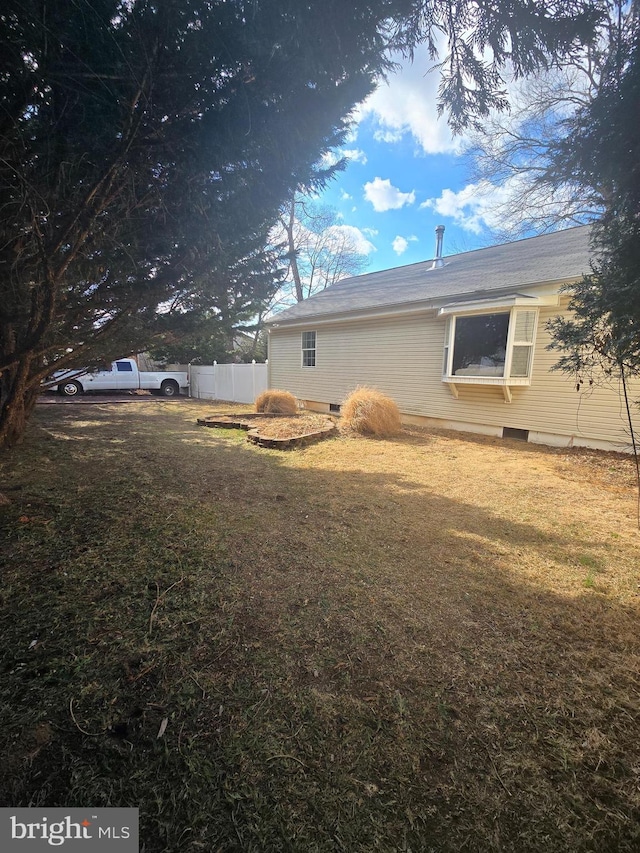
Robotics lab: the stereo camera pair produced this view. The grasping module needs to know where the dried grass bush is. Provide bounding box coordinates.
[341,387,402,437]
[255,389,298,415]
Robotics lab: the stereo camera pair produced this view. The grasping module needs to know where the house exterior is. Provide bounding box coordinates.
[266,225,638,452]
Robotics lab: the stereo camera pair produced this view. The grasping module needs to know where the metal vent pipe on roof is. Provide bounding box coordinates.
[431,224,445,269]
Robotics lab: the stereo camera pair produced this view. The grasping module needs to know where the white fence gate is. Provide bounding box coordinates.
[189,362,268,404]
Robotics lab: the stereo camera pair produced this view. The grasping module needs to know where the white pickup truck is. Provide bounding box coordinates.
[51,358,189,398]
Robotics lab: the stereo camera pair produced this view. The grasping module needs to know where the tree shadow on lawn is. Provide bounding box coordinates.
[23,403,611,557]
[2,405,640,852]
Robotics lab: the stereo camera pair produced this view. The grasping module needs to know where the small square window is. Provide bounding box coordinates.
[116,361,134,372]
[302,331,316,367]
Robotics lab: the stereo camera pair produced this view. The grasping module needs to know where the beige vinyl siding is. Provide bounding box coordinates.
[268,306,639,449]
[268,314,441,415]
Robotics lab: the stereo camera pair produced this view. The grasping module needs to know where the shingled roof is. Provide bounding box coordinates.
[268,225,593,326]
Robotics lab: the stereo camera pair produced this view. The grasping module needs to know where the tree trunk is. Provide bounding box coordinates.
[0,356,41,449]
[284,197,304,303]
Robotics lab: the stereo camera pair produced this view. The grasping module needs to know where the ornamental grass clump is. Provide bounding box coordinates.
[341,387,402,437]
[255,389,298,415]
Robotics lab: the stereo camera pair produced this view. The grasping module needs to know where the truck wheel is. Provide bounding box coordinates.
[59,380,83,397]
[160,380,180,397]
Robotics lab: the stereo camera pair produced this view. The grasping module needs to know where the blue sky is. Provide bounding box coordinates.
[315,47,505,274]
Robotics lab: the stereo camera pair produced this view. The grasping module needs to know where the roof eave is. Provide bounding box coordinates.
[266,276,582,330]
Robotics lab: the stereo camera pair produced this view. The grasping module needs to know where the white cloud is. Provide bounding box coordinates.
[421,180,517,234]
[327,224,376,256]
[340,190,352,201]
[423,173,587,237]
[357,44,462,155]
[392,235,418,255]
[320,147,367,171]
[392,236,409,255]
[363,177,416,212]
[342,148,368,165]
[320,151,341,169]
[373,128,404,145]
[270,220,376,262]
[362,227,379,238]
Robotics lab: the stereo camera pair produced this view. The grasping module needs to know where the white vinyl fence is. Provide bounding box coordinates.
[189,362,268,404]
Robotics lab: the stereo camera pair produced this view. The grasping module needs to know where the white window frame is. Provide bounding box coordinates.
[441,306,538,402]
[301,330,317,368]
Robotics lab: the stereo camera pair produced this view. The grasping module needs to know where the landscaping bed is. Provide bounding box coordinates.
[197,411,336,448]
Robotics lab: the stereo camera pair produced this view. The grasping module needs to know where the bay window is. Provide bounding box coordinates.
[441,307,538,401]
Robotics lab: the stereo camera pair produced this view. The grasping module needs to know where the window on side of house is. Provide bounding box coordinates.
[443,308,538,382]
[302,331,316,367]
[452,312,509,377]
[508,309,537,378]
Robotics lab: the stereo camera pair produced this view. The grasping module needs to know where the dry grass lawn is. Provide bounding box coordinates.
[1,398,639,852]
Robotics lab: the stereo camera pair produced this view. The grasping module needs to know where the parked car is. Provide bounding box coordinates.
[49,358,189,398]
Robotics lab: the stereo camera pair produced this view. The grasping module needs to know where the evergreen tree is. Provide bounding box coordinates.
[0,0,600,446]
[547,34,640,385]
